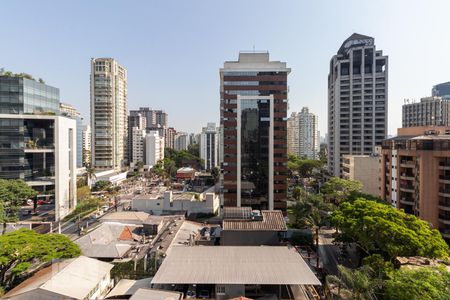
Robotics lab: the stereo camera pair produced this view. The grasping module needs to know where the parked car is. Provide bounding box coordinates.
[37,199,50,205]
[101,205,110,212]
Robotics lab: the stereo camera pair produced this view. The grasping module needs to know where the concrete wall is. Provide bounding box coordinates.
[221,230,281,246]
[132,192,219,216]
[55,116,77,220]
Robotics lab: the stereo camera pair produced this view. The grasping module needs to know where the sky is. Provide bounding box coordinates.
[2,0,450,136]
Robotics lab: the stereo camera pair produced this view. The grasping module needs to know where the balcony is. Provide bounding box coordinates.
[439,175,450,184]
[440,229,450,239]
[24,138,55,153]
[400,198,414,206]
[400,173,414,181]
[400,185,414,193]
[439,189,450,198]
[438,214,450,224]
[439,161,450,170]
[400,160,414,168]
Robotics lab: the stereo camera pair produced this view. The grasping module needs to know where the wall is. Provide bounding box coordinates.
[55,116,77,220]
[221,230,280,246]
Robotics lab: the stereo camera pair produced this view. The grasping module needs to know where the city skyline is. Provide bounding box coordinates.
[2,1,450,136]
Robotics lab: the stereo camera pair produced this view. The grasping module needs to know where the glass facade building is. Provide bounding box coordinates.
[0,76,60,184]
[240,99,270,203]
[0,76,59,115]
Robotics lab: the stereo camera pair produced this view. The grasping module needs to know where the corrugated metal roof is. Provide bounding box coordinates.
[223,210,287,231]
[4,256,113,299]
[151,246,321,285]
[130,288,183,300]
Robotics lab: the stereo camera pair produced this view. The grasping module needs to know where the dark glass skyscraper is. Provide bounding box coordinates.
[220,52,290,211]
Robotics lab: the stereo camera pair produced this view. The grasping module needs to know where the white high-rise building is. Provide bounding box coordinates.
[82,125,91,166]
[131,127,146,164]
[174,132,189,151]
[287,113,300,156]
[90,58,128,171]
[145,131,165,167]
[299,107,319,159]
[287,108,319,159]
[200,123,219,170]
[328,33,388,176]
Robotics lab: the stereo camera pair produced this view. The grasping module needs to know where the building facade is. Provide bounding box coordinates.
[200,123,219,170]
[380,126,450,242]
[131,127,146,164]
[432,81,450,99]
[82,124,91,166]
[288,107,319,159]
[328,33,388,176]
[164,127,176,149]
[287,113,300,156]
[0,75,76,220]
[60,102,83,168]
[145,131,164,167]
[128,112,147,163]
[298,107,319,159]
[402,96,450,127]
[90,58,128,171]
[174,132,189,151]
[220,52,290,211]
[342,151,380,196]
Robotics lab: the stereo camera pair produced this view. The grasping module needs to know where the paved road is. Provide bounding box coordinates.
[317,228,340,275]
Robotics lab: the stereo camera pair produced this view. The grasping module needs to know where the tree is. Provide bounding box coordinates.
[211,167,220,183]
[326,265,381,300]
[135,161,145,171]
[0,180,37,234]
[385,266,450,300]
[322,177,362,204]
[0,228,80,289]
[331,199,449,260]
[92,180,111,192]
[84,165,96,188]
[288,154,323,178]
[187,143,200,157]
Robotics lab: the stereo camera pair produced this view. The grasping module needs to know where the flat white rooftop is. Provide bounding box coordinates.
[151,246,320,286]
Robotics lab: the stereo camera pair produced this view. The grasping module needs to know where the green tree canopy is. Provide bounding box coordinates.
[288,154,323,178]
[290,193,334,229]
[331,199,449,260]
[0,180,37,228]
[385,266,450,300]
[326,265,381,300]
[321,177,362,204]
[92,180,111,192]
[0,229,80,289]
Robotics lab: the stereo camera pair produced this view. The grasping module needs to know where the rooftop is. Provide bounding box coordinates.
[101,211,150,223]
[151,246,320,285]
[4,256,113,299]
[223,210,287,231]
[223,207,253,220]
[106,278,152,298]
[130,288,183,300]
[75,222,142,258]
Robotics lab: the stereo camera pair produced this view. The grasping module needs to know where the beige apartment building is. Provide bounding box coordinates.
[380,126,450,242]
[342,151,380,196]
[90,58,128,170]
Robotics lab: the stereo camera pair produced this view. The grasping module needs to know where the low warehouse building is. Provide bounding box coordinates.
[151,246,320,300]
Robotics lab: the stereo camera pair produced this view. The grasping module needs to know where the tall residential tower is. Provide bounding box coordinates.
[220,52,290,211]
[90,58,128,171]
[328,34,388,176]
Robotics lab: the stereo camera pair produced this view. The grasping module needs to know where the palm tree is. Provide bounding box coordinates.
[326,265,381,300]
[85,165,96,188]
